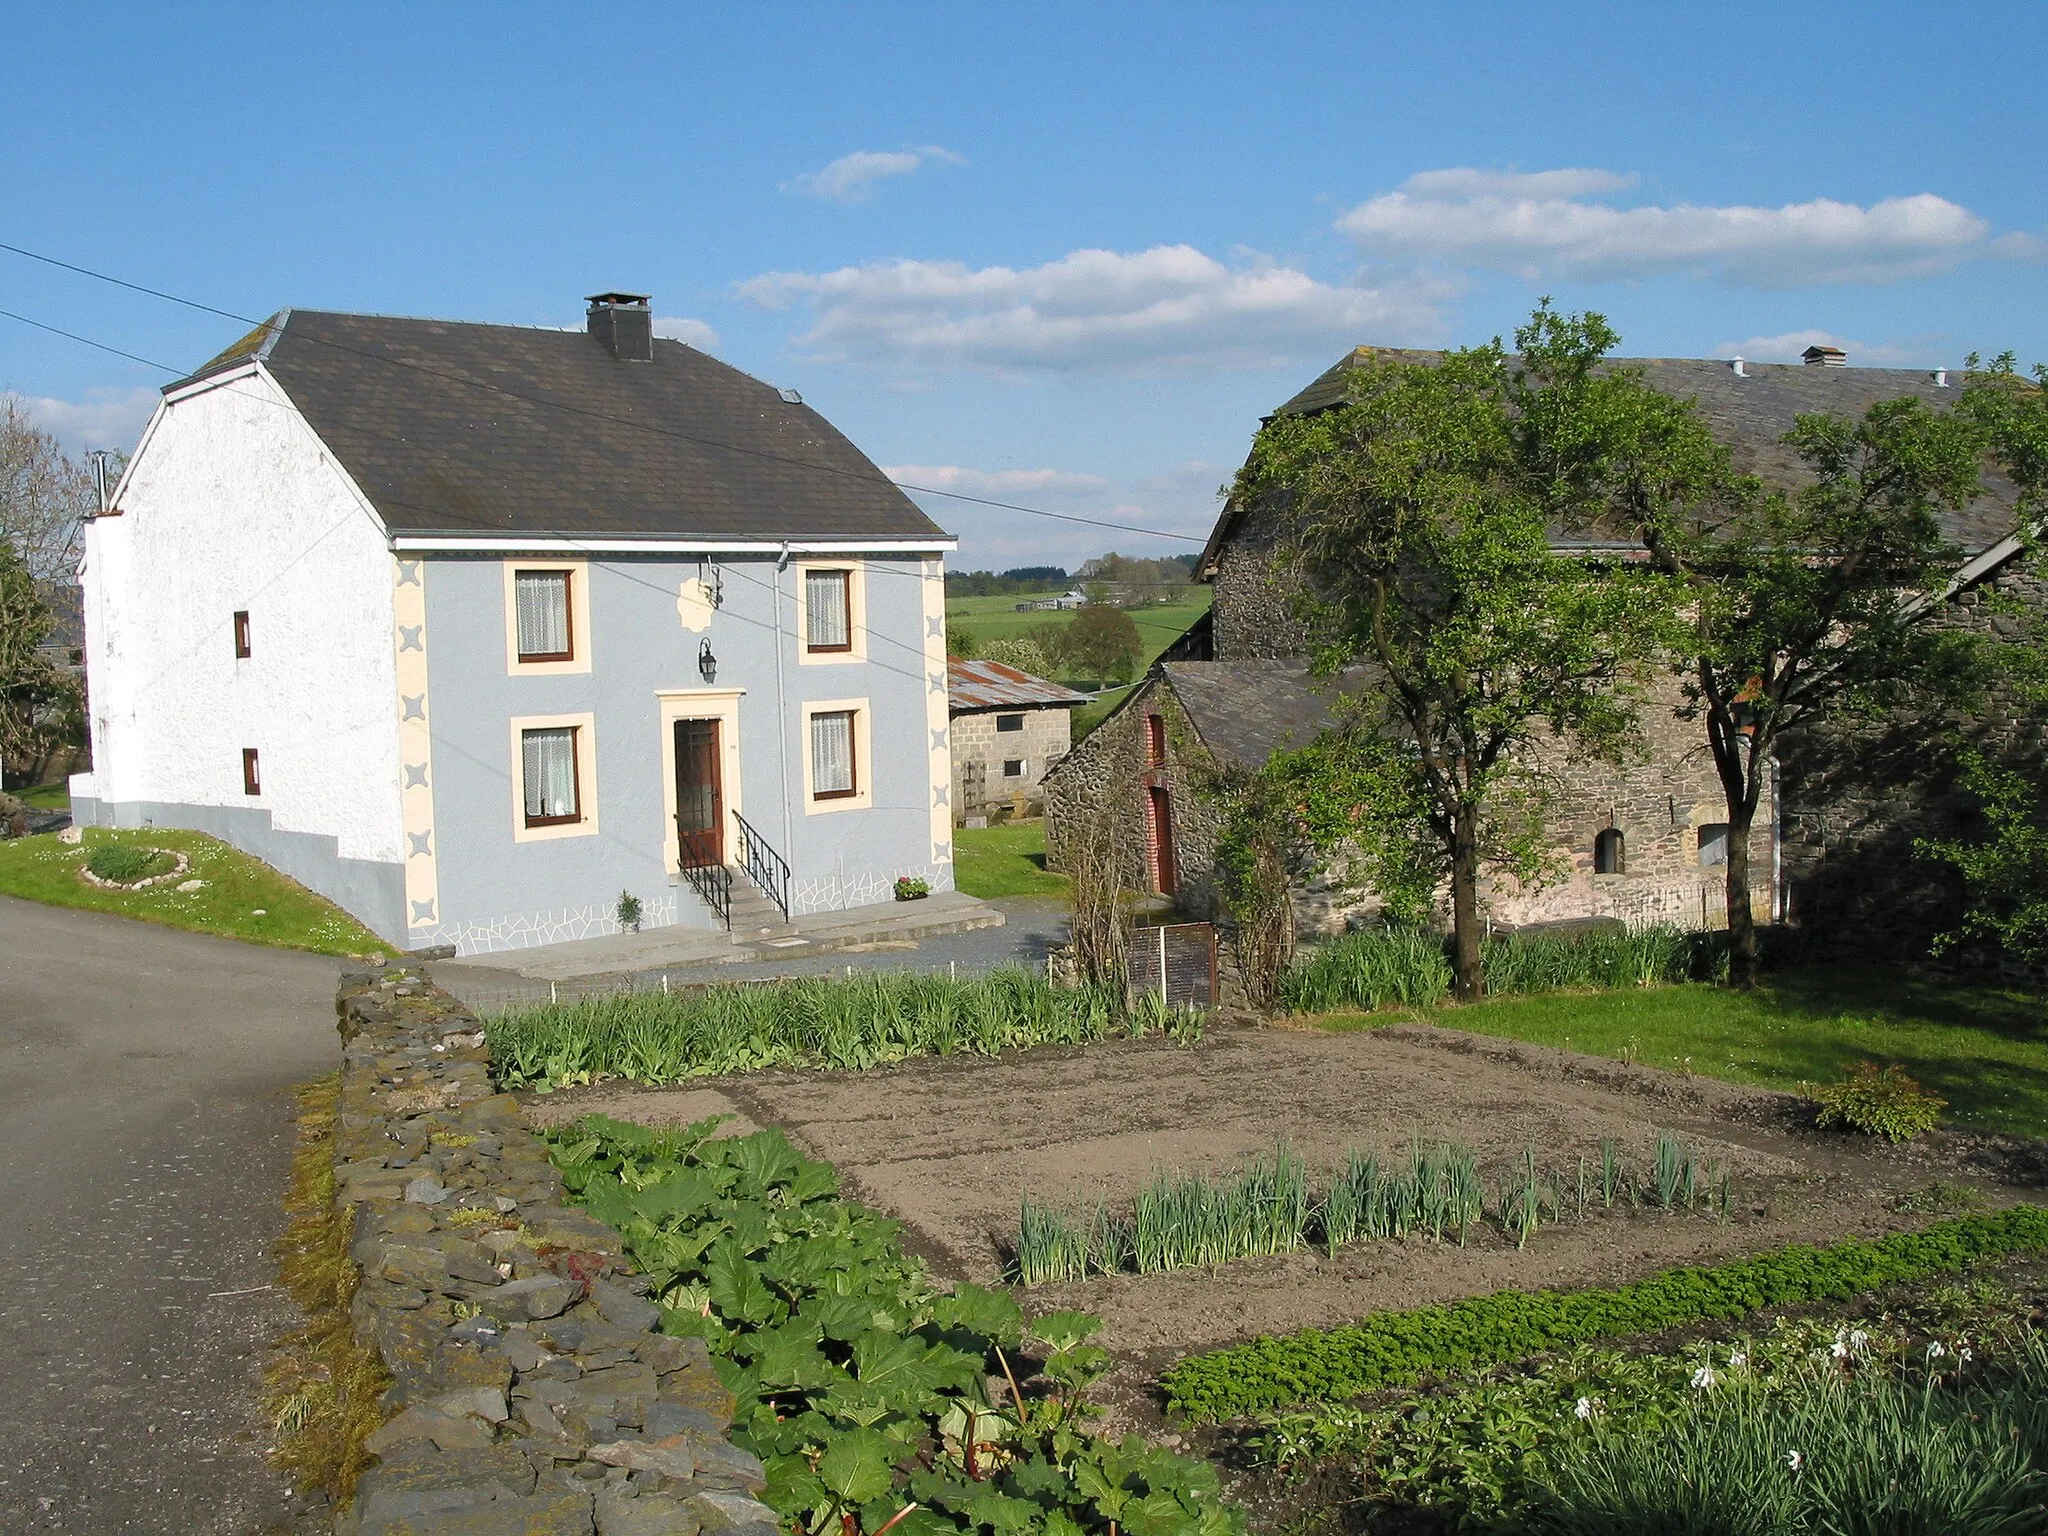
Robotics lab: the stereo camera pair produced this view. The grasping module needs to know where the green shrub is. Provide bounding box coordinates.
[86,843,165,883]
[486,966,1130,1089]
[1810,1061,1948,1143]
[1280,924,1707,1015]
[1160,1206,2048,1422]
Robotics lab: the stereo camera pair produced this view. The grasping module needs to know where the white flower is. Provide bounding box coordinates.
[1691,1365,1718,1389]
[1727,1349,1749,1369]
[1574,1396,1597,1421]
[1927,1342,1947,1360]
[1961,1347,1974,1363]
[1849,1329,1870,1350]
[1831,1339,1851,1359]
[1787,1450,1804,1472]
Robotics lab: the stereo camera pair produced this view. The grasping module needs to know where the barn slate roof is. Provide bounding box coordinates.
[1158,659,1347,767]
[169,309,949,545]
[947,658,1092,713]
[1200,348,2023,574]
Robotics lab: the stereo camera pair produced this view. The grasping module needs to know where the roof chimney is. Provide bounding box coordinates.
[1934,367,1949,388]
[1730,356,1746,377]
[586,292,653,362]
[1801,344,1847,367]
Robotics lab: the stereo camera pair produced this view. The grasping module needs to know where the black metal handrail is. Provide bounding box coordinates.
[733,810,792,923]
[677,824,732,930]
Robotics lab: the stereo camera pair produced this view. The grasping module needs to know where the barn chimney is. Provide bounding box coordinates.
[586,292,653,362]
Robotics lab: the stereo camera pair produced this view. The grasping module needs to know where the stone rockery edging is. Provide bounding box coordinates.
[330,963,778,1536]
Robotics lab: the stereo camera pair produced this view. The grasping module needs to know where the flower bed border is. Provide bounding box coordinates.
[77,846,190,889]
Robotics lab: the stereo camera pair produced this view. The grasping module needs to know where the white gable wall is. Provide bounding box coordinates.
[73,366,408,940]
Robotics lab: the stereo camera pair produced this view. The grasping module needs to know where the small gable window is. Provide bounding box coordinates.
[997,713,1025,733]
[515,570,573,662]
[1594,828,1626,875]
[805,569,852,653]
[1698,823,1730,868]
[233,610,251,658]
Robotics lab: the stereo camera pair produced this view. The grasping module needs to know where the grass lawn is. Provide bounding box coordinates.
[952,818,1070,900]
[16,782,69,812]
[0,824,396,959]
[947,590,1211,677]
[1318,964,2048,1138]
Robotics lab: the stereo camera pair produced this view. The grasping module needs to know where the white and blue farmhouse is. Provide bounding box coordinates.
[72,294,958,953]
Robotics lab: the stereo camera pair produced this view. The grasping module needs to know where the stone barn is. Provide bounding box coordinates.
[947,659,1089,824]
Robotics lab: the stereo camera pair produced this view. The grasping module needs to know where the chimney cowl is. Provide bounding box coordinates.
[1934,367,1949,388]
[1801,344,1848,367]
[1731,356,1746,377]
[587,292,654,362]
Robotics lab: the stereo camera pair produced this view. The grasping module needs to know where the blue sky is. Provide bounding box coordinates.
[4,3,2044,569]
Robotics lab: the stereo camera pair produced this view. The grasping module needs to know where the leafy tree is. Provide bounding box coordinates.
[1063,605,1143,683]
[980,635,1055,678]
[1631,395,1987,987]
[1915,752,2048,964]
[0,540,75,781]
[1234,305,1683,999]
[1,396,95,586]
[944,618,979,660]
[1024,621,1072,674]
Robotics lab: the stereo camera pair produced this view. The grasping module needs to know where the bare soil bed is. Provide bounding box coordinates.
[524,1017,2044,1416]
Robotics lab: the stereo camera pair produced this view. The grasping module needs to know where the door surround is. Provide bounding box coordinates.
[656,689,744,875]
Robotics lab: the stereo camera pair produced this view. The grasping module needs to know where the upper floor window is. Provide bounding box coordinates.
[515,570,573,662]
[1146,714,1167,767]
[233,610,251,658]
[997,712,1025,733]
[242,747,261,796]
[1594,828,1626,875]
[805,569,852,653]
[521,726,582,826]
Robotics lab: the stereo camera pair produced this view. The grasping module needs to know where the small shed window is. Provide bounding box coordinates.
[1145,714,1167,767]
[233,610,251,658]
[1593,828,1626,875]
[996,713,1025,733]
[1002,758,1025,778]
[1698,823,1730,868]
[242,747,261,796]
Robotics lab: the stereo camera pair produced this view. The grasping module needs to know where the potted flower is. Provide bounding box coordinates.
[615,889,644,932]
[894,875,930,902]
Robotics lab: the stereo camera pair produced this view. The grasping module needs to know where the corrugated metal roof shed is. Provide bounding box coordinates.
[947,658,1091,713]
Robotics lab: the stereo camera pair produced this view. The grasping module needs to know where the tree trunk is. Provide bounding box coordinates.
[1449,809,1484,1001]
[1724,798,1759,990]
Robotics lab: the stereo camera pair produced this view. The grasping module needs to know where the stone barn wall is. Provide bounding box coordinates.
[950,704,1074,822]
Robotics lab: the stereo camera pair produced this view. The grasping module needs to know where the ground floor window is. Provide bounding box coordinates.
[811,709,857,799]
[1002,757,1025,778]
[1594,827,1626,875]
[242,747,261,796]
[1698,822,1730,867]
[522,726,581,825]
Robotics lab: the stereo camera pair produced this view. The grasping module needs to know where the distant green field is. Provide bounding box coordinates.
[948,590,1209,678]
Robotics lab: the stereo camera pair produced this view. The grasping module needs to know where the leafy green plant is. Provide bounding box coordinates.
[1810,1061,1948,1143]
[487,967,1133,1090]
[1280,924,1706,1014]
[614,889,642,930]
[894,875,931,900]
[548,1114,1241,1535]
[1161,1206,2048,1422]
[85,842,167,883]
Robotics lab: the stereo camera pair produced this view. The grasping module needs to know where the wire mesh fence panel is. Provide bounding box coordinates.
[1125,921,1217,1009]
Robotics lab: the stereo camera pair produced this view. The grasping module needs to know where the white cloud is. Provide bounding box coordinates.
[1339,168,1991,286]
[785,145,966,203]
[652,315,720,350]
[738,245,1447,376]
[1710,329,1927,367]
[16,386,158,454]
[1989,230,2048,263]
[881,464,1108,495]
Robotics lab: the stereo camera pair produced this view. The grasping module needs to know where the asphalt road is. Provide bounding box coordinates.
[0,896,345,1534]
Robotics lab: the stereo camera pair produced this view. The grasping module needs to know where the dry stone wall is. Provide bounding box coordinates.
[329,965,777,1536]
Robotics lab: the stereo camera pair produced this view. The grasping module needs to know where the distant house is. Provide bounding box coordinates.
[1012,589,1087,612]
[947,658,1088,822]
[1048,345,2040,945]
[73,293,959,953]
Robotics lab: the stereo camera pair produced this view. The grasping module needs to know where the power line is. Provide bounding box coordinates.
[0,240,1212,547]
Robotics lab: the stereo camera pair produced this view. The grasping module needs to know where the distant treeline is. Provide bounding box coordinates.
[945,566,1070,597]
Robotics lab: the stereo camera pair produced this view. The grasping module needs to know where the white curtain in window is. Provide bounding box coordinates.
[806,570,850,649]
[523,728,578,819]
[811,710,854,794]
[516,571,571,658]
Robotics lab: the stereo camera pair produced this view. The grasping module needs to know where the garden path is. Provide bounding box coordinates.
[0,895,341,1534]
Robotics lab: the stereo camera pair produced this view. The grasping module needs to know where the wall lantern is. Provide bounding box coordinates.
[697,639,718,684]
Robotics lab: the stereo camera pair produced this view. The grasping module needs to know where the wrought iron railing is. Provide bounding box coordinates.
[733,810,792,923]
[677,824,732,930]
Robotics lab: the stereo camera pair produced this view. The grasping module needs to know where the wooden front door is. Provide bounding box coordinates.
[1146,784,1178,897]
[673,718,724,869]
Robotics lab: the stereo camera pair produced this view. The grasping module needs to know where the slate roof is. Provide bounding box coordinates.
[170,310,949,545]
[947,658,1091,713]
[1158,659,1347,767]
[1202,348,2023,573]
